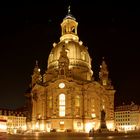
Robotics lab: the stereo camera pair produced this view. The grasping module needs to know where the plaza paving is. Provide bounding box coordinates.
[5,132,140,140]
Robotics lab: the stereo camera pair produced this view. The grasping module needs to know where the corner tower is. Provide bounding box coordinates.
[31,60,42,87]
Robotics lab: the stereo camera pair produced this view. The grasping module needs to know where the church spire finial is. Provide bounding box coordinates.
[36,60,38,67]
[99,58,113,89]
[68,5,71,15]
[34,60,40,73]
[31,60,42,87]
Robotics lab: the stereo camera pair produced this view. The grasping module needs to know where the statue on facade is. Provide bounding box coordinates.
[58,45,69,76]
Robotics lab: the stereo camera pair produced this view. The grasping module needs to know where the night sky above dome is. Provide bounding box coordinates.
[0,1,140,109]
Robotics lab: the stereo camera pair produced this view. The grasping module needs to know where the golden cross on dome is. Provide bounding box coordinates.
[68,5,71,15]
[36,60,38,66]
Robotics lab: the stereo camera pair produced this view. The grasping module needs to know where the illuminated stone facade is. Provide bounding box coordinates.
[115,102,140,131]
[27,8,115,132]
[0,109,26,133]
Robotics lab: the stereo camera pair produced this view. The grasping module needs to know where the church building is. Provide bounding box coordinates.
[25,7,115,132]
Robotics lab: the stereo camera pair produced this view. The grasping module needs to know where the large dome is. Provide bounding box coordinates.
[48,40,92,71]
[47,11,93,80]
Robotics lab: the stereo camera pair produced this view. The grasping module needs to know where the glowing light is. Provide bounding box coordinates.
[46,122,51,132]
[0,123,7,131]
[107,122,114,130]
[65,40,69,44]
[13,129,17,134]
[73,121,83,131]
[21,125,27,131]
[91,113,96,118]
[79,41,83,45]
[59,106,65,116]
[73,37,76,40]
[53,42,57,47]
[40,123,45,130]
[38,69,40,72]
[121,125,136,132]
[59,94,65,116]
[60,121,64,125]
[85,123,92,133]
[108,136,114,139]
[32,124,35,130]
[59,83,65,88]
[35,122,39,129]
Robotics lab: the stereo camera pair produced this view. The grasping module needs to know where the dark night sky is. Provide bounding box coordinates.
[0,1,140,109]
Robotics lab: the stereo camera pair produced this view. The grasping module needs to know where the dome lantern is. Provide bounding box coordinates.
[60,6,79,41]
[47,7,93,81]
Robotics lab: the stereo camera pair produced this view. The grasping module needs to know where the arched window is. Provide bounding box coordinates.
[72,26,75,33]
[75,95,80,116]
[91,98,96,118]
[59,94,65,117]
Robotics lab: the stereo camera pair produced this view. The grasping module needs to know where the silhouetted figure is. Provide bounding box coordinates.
[89,128,94,137]
[100,109,107,129]
[101,109,106,121]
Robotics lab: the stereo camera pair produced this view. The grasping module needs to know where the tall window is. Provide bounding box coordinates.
[59,94,65,117]
[91,98,96,118]
[75,95,80,116]
[75,95,80,107]
[48,96,52,117]
[49,96,52,108]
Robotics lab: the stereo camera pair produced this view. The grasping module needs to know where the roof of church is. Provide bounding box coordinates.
[64,14,76,21]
